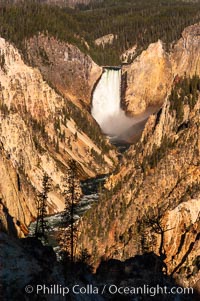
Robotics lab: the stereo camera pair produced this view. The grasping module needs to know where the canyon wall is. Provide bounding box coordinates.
[26,34,102,108]
[122,40,173,115]
[25,23,200,120]
[122,23,200,116]
[171,23,200,77]
[0,37,116,236]
[0,20,200,291]
[75,23,200,291]
[77,86,200,289]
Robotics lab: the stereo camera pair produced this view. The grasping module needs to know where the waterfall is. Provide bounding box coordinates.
[92,68,134,137]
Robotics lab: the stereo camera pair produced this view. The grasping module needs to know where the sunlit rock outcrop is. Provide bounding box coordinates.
[122,40,173,115]
[0,37,116,236]
[122,23,200,117]
[26,34,102,108]
[171,23,200,77]
[77,89,200,289]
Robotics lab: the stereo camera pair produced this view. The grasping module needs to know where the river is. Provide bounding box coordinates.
[29,95,158,255]
[28,174,108,257]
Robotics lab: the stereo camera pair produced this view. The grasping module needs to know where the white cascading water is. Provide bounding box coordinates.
[92,68,134,138]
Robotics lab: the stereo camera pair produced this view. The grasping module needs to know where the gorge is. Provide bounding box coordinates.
[0,1,200,300]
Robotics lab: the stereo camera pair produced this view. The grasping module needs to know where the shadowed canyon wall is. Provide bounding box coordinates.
[77,88,200,290]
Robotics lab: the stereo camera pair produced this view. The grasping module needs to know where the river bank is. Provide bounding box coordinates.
[28,174,108,257]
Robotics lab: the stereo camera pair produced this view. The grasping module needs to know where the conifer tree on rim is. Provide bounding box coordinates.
[35,172,51,241]
[63,159,81,264]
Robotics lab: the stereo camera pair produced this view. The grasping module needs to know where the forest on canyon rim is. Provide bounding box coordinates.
[1,0,200,65]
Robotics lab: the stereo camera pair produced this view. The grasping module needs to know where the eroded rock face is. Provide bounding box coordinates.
[0,147,36,237]
[120,44,137,64]
[171,23,200,77]
[77,92,200,289]
[26,34,102,107]
[95,34,117,48]
[161,199,200,289]
[122,23,200,116]
[0,37,116,236]
[122,40,173,115]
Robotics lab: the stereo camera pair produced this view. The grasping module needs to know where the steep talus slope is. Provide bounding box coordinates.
[123,23,200,116]
[0,37,116,236]
[77,80,200,289]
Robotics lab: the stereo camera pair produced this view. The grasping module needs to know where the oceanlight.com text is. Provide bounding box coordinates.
[25,283,194,297]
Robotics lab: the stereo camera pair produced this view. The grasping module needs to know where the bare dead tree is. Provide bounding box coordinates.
[143,204,174,257]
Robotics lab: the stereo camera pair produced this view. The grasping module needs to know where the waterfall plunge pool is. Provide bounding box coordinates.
[91,67,159,144]
[28,68,159,257]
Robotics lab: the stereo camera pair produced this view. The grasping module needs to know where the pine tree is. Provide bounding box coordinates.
[35,172,51,241]
[62,160,81,264]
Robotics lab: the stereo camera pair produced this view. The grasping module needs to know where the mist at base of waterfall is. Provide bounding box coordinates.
[98,110,135,136]
[92,68,158,143]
